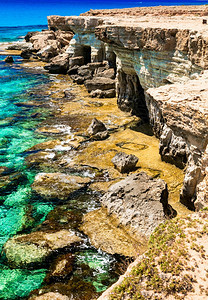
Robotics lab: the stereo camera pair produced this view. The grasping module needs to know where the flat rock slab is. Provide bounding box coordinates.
[101,172,171,237]
[32,172,91,200]
[80,208,147,257]
[3,230,82,268]
[84,77,115,92]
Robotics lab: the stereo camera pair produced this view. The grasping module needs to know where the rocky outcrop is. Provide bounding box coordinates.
[44,53,70,73]
[101,172,172,237]
[145,72,208,209]
[4,56,14,63]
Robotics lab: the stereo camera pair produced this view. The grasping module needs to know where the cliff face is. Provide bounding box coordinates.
[47,12,208,208]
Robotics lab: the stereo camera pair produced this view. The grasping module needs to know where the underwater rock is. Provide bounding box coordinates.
[87,118,107,135]
[32,173,91,200]
[111,152,138,173]
[29,292,70,300]
[0,171,26,194]
[101,172,173,237]
[44,253,75,283]
[3,230,82,268]
[4,56,14,63]
[44,53,69,74]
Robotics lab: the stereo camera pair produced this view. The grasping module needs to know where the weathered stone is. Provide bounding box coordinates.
[111,152,138,173]
[69,56,84,67]
[101,172,172,237]
[20,49,33,59]
[29,292,69,300]
[95,68,115,79]
[3,230,82,268]
[90,88,116,98]
[44,53,69,74]
[32,172,91,200]
[4,56,14,63]
[92,130,109,141]
[37,45,58,62]
[81,208,147,257]
[70,74,84,84]
[6,41,33,51]
[87,118,107,135]
[84,77,115,92]
[67,65,79,75]
[29,30,57,52]
[77,65,92,79]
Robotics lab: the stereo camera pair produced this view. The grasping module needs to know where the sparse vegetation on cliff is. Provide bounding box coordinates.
[109,212,208,300]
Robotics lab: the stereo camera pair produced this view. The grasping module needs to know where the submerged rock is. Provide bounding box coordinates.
[32,173,91,200]
[3,230,82,268]
[101,172,173,237]
[29,292,69,300]
[111,152,138,173]
[87,118,107,135]
[45,253,75,283]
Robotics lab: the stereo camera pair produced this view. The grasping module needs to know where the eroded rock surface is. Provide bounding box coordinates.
[101,172,172,237]
[32,173,91,200]
[111,151,138,173]
[3,230,82,268]
[146,72,208,208]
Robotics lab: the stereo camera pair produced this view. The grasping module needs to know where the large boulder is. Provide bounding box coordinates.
[6,41,33,51]
[111,152,138,173]
[44,53,69,74]
[84,77,115,92]
[32,172,91,200]
[3,230,82,268]
[101,172,173,237]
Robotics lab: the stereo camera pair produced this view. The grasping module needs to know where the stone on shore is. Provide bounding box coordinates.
[84,77,115,92]
[101,172,172,237]
[44,53,69,74]
[87,118,107,135]
[3,230,82,268]
[32,173,91,200]
[111,152,139,173]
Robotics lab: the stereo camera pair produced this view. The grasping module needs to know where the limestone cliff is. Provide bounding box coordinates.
[46,7,208,208]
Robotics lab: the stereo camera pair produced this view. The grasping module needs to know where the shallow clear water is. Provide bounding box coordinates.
[0,28,118,299]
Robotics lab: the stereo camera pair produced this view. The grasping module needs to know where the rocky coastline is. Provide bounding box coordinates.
[1,5,208,300]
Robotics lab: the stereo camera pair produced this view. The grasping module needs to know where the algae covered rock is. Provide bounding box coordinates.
[101,172,173,237]
[32,173,91,200]
[111,151,138,173]
[3,230,82,268]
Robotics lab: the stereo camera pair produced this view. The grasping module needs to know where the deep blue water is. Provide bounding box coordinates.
[0,0,207,26]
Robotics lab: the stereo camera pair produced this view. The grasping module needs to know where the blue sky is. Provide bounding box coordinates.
[0,0,206,26]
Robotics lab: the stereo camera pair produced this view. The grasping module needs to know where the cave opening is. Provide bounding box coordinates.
[117,70,149,123]
[82,46,91,64]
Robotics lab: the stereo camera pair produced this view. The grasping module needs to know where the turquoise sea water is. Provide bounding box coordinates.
[0,27,118,299]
